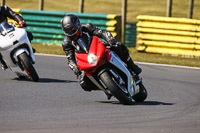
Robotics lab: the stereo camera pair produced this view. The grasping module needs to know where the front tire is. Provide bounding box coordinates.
[18,52,39,82]
[99,71,132,105]
[132,82,147,102]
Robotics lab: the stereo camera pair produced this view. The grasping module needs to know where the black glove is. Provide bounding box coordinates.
[68,60,81,76]
[69,64,81,76]
[110,42,123,50]
[73,66,81,76]
[108,39,117,46]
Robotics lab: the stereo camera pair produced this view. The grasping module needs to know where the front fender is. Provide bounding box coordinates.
[13,48,29,62]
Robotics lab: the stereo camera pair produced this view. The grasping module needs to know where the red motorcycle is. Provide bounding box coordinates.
[75,33,147,105]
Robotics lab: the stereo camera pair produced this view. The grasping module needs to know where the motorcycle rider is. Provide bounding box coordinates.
[0,5,33,70]
[61,14,142,92]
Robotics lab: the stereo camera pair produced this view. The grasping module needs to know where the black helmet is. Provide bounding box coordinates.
[61,14,81,39]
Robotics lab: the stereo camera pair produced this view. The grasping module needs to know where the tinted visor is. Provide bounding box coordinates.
[64,20,81,36]
[69,30,80,40]
[64,26,78,36]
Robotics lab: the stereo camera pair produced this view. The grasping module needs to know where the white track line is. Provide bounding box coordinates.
[36,53,200,70]
[36,53,65,57]
[137,62,200,70]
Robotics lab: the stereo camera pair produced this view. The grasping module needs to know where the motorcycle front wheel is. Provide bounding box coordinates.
[18,52,39,82]
[132,82,147,102]
[99,71,132,105]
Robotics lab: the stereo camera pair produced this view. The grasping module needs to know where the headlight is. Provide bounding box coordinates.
[87,54,97,65]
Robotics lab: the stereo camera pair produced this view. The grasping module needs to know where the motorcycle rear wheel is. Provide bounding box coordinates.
[99,71,132,105]
[18,52,39,82]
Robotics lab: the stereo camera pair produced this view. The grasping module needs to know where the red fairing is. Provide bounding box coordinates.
[75,36,109,74]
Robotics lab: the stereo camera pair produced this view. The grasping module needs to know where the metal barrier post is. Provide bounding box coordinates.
[121,0,127,44]
[166,0,173,17]
[79,0,84,13]
[1,0,5,6]
[188,0,194,19]
[38,0,44,10]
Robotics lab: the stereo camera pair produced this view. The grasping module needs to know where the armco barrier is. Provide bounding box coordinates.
[136,15,200,57]
[11,9,121,45]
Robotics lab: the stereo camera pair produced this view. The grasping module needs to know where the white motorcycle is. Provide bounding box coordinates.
[0,20,39,82]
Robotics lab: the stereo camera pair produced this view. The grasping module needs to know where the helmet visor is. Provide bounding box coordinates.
[64,20,81,36]
[64,26,79,36]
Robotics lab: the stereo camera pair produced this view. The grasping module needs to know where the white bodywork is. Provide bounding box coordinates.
[0,20,35,76]
[108,51,140,97]
[88,51,140,98]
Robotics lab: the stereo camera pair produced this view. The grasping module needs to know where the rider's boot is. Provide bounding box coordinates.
[110,42,142,77]
[1,64,8,70]
[32,47,36,53]
[126,57,142,75]
[0,60,8,70]
[125,57,143,84]
[0,53,8,70]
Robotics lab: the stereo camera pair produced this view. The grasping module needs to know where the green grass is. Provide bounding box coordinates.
[129,48,200,68]
[32,44,200,68]
[6,0,200,22]
[32,44,65,55]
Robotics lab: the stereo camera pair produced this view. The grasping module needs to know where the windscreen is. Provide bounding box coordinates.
[76,33,92,53]
[0,20,14,36]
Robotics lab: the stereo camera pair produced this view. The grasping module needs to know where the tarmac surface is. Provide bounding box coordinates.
[0,54,200,133]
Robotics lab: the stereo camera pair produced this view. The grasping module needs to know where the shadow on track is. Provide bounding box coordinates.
[38,78,78,83]
[96,100,174,106]
[13,77,78,83]
[133,101,174,106]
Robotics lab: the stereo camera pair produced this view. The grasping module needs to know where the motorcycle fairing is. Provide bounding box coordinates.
[0,20,14,36]
[107,51,135,97]
[0,21,35,71]
[75,36,108,72]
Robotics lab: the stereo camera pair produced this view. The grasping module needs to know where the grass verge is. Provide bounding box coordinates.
[32,43,200,68]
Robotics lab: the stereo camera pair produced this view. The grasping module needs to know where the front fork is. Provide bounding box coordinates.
[107,51,136,97]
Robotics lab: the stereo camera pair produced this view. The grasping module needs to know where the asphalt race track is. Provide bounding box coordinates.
[0,54,200,133]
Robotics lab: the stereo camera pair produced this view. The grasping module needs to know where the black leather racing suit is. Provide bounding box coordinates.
[62,23,119,72]
[0,6,24,23]
[0,6,33,40]
[62,23,138,91]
